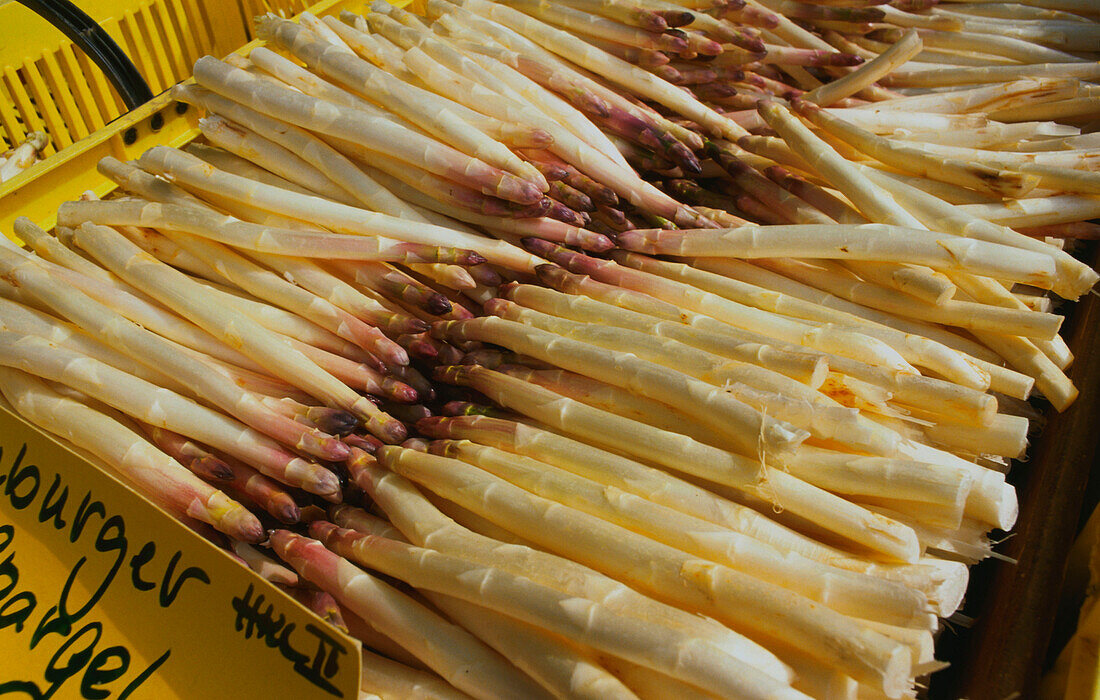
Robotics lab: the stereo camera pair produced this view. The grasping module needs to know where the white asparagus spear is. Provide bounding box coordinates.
[755,99,926,229]
[775,446,972,526]
[178,84,416,215]
[885,62,1100,88]
[438,364,920,562]
[339,461,792,683]
[184,142,322,196]
[14,218,115,284]
[615,222,1059,291]
[510,273,1008,416]
[369,0,431,30]
[795,100,1040,199]
[414,415,894,570]
[260,14,547,188]
[192,55,544,205]
[434,315,809,457]
[397,33,709,228]
[249,43,408,115]
[424,593,642,700]
[502,281,827,385]
[376,445,912,693]
[910,409,1029,459]
[0,234,263,372]
[181,275,376,362]
[58,197,483,265]
[945,269,1072,372]
[0,297,179,386]
[340,14,567,153]
[485,297,901,454]
[197,116,363,206]
[314,522,807,699]
[270,531,553,700]
[853,78,1083,114]
[454,0,751,141]
[457,44,629,168]
[429,438,931,626]
[763,258,1074,410]
[346,158,614,252]
[299,10,355,52]
[781,258,1064,340]
[431,0,702,148]
[896,440,1019,530]
[132,144,541,273]
[858,166,1099,300]
[0,132,47,181]
[892,140,1100,171]
[529,244,924,374]
[672,258,1031,400]
[595,656,725,700]
[232,541,299,586]
[0,366,261,541]
[97,158,422,337]
[841,261,956,307]
[100,156,410,367]
[0,247,353,464]
[958,194,1100,229]
[804,30,922,107]
[64,221,403,441]
[363,10,627,170]
[357,646,475,700]
[0,331,342,501]
[616,252,996,392]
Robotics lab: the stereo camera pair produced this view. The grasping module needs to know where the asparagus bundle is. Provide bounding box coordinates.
[4,0,1100,697]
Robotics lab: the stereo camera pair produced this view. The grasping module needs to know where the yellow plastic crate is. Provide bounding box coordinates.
[0,0,418,235]
[0,0,315,180]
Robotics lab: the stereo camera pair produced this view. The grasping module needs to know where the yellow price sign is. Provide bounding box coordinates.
[0,406,361,699]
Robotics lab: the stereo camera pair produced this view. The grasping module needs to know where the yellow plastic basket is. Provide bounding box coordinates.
[0,0,315,170]
[0,0,418,234]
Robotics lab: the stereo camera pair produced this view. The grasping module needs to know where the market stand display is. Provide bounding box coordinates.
[2,0,1099,697]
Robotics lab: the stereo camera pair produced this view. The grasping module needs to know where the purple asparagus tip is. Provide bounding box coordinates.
[662,29,691,52]
[397,334,439,360]
[658,10,695,27]
[534,264,572,289]
[468,264,503,287]
[197,455,236,482]
[383,403,432,423]
[344,433,383,454]
[535,162,570,181]
[276,500,302,524]
[382,378,420,404]
[436,342,465,367]
[379,419,408,445]
[308,408,359,437]
[426,293,453,315]
[237,518,266,545]
[546,201,588,227]
[519,236,557,257]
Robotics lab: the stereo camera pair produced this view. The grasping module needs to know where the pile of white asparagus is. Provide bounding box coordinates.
[1,0,1099,697]
[0,132,48,183]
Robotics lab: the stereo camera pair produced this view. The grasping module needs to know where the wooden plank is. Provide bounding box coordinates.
[932,243,1100,698]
